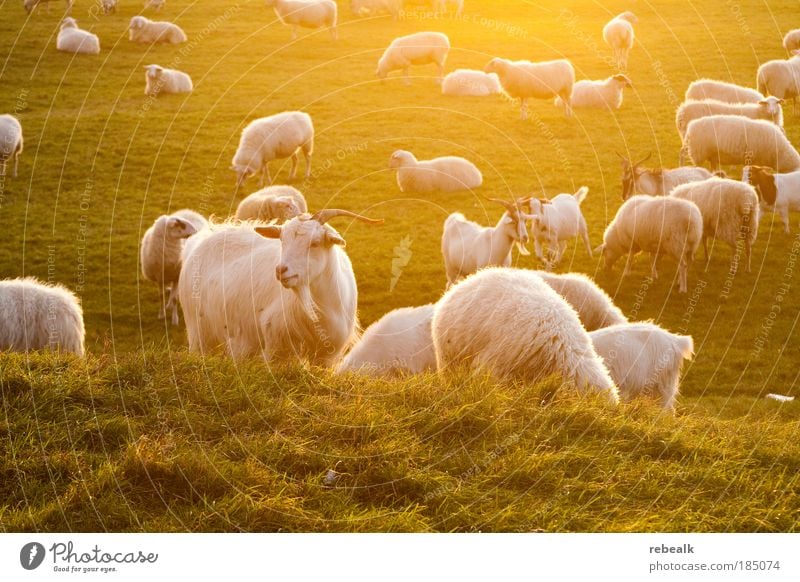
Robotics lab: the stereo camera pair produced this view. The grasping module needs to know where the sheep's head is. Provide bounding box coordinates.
[24,0,37,13]
[231,164,257,189]
[375,56,390,81]
[161,215,199,240]
[483,58,506,75]
[272,196,303,221]
[611,74,633,89]
[758,96,784,121]
[486,197,532,254]
[388,150,415,169]
[61,17,79,30]
[144,64,164,80]
[619,11,638,24]
[130,16,146,30]
[617,151,651,200]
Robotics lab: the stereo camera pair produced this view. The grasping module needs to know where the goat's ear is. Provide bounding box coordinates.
[594,243,605,254]
[255,225,281,239]
[324,230,346,247]
[503,215,514,224]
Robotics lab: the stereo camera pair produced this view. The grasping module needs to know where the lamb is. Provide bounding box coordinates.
[589,322,694,411]
[596,195,703,293]
[685,79,764,104]
[178,209,382,363]
[685,115,800,172]
[389,149,482,193]
[536,272,628,331]
[231,111,314,189]
[526,186,592,268]
[144,0,165,10]
[0,115,23,178]
[432,268,619,403]
[618,152,715,199]
[783,29,800,53]
[24,0,73,13]
[757,51,800,113]
[0,277,84,356]
[602,12,637,69]
[56,18,100,55]
[441,197,531,285]
[128,16,187,44]
[670,177,759,272]
[485,57,575,118]
[266,0,338,40]
[143,64,193,97]
[376,32,450,85]
[441,69,502,97]
[743,165,800,233]
[101,0,117,14]
[555,74,632,111]
[350,0,401,19]
[235,185,308,222]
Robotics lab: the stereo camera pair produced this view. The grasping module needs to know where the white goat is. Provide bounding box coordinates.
[0,115,23,178]
[536,272,627,331]
[235,185,308,222]
[389,149,482,193]
[485,57,575,118]
[743,165,800,233]
[442,69,502,97]
[618,152,715,199]
[757,51,800,113]
[129,16,187,44]
[143,64,193,97]
[526,187,592,268]
[266,0,338,40]
[56,18,100,55]
[376,32,450,85]
[602,12,637,69]
[556,74,632,111]
[685,79,764,104]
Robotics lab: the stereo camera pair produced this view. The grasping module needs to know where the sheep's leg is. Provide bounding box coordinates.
[650,253,659,280]
[581,226,592,257]
[13,150,19,178]
[402,66,411,86]
[556,240,567,264]
[329,24,338,40]
[303,146,312,178]
[534,237,545,262]
[745,236,752,273]
[781,208,791,233]
[157,285,167,320]
[520,98,528,120]
[622,252,635,277]
[436,60,445,84]
[166,285,180,326]
[260,163,272,186]
[560,93,573,117]
[679,258,688,293]
[289,152,299,180]
[291,25,298,40]
[702,236,710,267]
[0,160,5,178]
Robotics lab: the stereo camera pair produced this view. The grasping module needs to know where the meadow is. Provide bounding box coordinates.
[0,0,798,531]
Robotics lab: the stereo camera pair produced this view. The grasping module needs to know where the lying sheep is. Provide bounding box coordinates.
[757,51,800,114]
[685,79,764,104]
[485,57,575,118]
[589,322,694,411]
[743,165,800,233]
[784,29,800,53]
[555,74,632,111]
[144,0,165,10]
[235,185,308,222]
[101,0,117,14]
[143,64,193,97]
[389,149,482,193]
[0,277,84,356]
[266,0,338,40]
[377,31,450,85]
[526,186,592,268]
[537,272,627,331]
[432,268,619,403]
[350,0,401,19]
[57,18,100,55]
[0,115,23,178]
[441,69,502,97]
[618,152,715,199]
[602,12,637,69]
[129,16,187,44]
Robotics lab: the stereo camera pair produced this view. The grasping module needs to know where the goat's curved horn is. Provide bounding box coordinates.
[483,195,518,213]
[634,152,652,167]
[615,151,629,161]
[311,209,384,225]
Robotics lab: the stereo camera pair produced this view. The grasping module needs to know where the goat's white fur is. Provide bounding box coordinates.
[536,272,627,331]
[527,187,592,268]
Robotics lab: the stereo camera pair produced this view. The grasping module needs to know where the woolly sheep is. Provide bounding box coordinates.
[403,0,463,16]
[485,57,575,118]
[743,165,800,233]
[0,277,84,356]
[670,177,759,272]
[0,115,23,178]
[143,64,193,97]
[555,74,632,111]
[685,79,764,104]
[685,115,800,172]
[757,51,800,113]
[589,322,694,411]
[441,69,502,97]
[537,272,627,331]
[432,268,619,403]
[266,0,338,40]
[526,186,592,268]
[235,185,308,222]
[618,152,715,200]
[24,0,73,13]
[783,29,800,53]
[129,16,187,44]
[57,18,100,55]
[596,195,703,293]
[350,0,401,19]
[602,12,637,69]
[389,149,482,193]
[144,0,165,10]
[231,111,314,189]
[376,32,450,85]
[101,0,117,14]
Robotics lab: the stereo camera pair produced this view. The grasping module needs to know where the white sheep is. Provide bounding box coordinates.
[536,272,628,331]
[231,111,314,189]
[596,195,703,293]
[129,16,187,44]
[743,165,800,233]
[56,18,100,55]
[266,0,338,40]
[441,69,502,97]
[441,197,531,285]
[350,0,401,19]
[617,152,715,199]
[783,29,800,53]
[377,31,450,85]
[685,79,764,104]
[143,64,193,97]
[179,209,382,363]
[140,209,208,326]
[0,115,23,178]
[757,51,800,114]
[0,277,84,356]
[389,149,482,193]
[670,177,759,272]
[24,0,73,13]
[685,115,800,172]
[403,0,463,15]
[589,322,694,411]
[101,0,117,14]
[485,57,575,118]
[144,0,165,10]
[235,185,308,222]
[555,74,632,111]
[526,186,592,268]
[432,268,619,403]
[602,12,637,69]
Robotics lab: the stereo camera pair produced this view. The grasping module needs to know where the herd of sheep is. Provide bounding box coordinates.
[3,1,800,413]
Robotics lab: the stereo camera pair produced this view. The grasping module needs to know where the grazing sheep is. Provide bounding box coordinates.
[24,0,73,13]
[432,268,619,403]
[596,195,703,293]
[526,186,592,268]
[441,197,531,285]
[485,57,575,118]
[670,177,759,272]
[685,79,764,104]
[618,152,715,200]
[350,0,401,19]
[143,64,193,97]
[685,115,800,172]
[179,209,382,363]
[100,0,117,13]
[441,69,502,97]
[537,272,627,331]
[757,51,800,114]
[56,18,100,55]
[144,0,165,10]
[743,165,800,233]
[589,322,694,411]
[140,209,208,326]
[0,115,23,178]
[231,111,314,189]
[602,12,637,69]
[389,149,482,193]
[266,0,338,40]
[129,16,187,44]
[235,185,308,222]
[784,29,800,53]
[376,31,450,85]
[0,277,84,356]
[556,74,632,111]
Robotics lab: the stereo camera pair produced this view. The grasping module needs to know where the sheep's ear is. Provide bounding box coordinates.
[255,225,282,239]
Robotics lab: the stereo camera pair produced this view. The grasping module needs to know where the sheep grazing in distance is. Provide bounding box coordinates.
[143,64,193,97]
[432,268,619,403]
[0,277,84,356]
[129,16,187,44]
[231,111,314,189]
[556,74,632,111]
[597,195,702,293]
[670,177,759,272]
[618,152,715,200]
[24,0,73,14]
[389,149,482,193]
[179,209,383,363]
[526,186,592,268]
[144,0,166,10]
[685,79,764,104]
[441,197,531,285]
[0,115,23,178]
[442,69,502,97]
[743,165,800,233]
[757,50,800,114]
[536,272,627,331]
[266,0,338,40]
[783,29,800,53]
[589,322,694,411]
[350,0,401,19]
[602,12,637,69]
[101,0,117,14]
[57,18,100,55]
[140,209,208,326]
[235,185,308,222]
[685,115,800,172]
[485,57,575,118]
[376,32,450,85]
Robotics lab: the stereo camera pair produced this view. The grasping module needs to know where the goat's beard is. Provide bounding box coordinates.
[296,285,319,324]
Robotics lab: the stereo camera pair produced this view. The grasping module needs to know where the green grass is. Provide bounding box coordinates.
[1,0,799,531]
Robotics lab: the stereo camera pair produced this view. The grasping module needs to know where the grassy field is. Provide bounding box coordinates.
[0,0,799,531]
